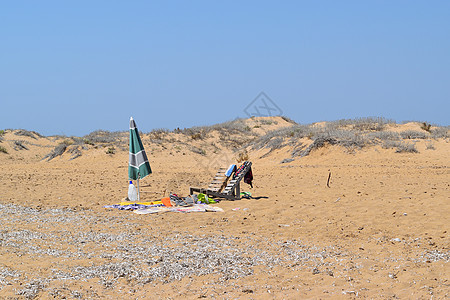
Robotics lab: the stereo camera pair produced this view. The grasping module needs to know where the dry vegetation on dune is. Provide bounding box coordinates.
[0,117,449,162]
[249,117,449,160]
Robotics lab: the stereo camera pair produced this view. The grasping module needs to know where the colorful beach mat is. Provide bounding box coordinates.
[133,204,224,214]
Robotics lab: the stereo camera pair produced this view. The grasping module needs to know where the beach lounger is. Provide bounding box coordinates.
[190,161,252,200]
[190,166,230,194]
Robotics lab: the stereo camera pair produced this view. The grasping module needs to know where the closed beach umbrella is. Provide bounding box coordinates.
[129,117,152,199]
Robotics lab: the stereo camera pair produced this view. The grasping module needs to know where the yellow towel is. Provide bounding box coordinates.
[118,201,163,206]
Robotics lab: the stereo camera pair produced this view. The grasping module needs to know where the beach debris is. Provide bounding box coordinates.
[342,290,358,296]
[420,250,450,262]
[388,272,398,279]
[327,171,332,188]
[335,197,341,202]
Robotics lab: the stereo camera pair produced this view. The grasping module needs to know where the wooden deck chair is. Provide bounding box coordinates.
[190,166,230,195]
[190,161,252,200]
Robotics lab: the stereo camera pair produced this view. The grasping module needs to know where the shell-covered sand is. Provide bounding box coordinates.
[0,117,448,299]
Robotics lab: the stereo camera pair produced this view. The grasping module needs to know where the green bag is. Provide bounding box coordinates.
[198,193,216,204]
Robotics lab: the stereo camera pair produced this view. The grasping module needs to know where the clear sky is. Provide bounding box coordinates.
[1,1,449,136]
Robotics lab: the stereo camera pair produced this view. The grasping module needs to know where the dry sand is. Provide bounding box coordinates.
[0,117,448,299]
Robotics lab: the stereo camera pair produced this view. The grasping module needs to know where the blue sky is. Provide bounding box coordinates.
[1,1,449,136]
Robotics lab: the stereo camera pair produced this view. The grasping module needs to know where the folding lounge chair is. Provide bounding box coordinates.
[190,166,229,194]
[190,161,252,200]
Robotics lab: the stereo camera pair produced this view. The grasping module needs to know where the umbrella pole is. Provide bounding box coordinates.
[137,176,140,201]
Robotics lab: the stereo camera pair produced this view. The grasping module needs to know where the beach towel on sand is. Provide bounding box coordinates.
[134,204,224,214]
[134,207,171,214]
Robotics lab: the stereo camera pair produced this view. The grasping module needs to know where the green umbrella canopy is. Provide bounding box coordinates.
[129,117,152,180]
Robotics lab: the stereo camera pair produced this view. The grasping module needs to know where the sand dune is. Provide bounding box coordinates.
[0,117,448,298]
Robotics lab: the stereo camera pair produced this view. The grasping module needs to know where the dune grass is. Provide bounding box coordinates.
[249,117,448,158]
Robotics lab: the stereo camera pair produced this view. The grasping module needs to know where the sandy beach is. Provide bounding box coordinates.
[0,117,448,299]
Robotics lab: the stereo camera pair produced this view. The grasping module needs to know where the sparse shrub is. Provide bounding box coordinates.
[430,127,449,139]
[83,130,124,144]
[194,118,251,136]
[253,125,261,128]
[382,140,401,149]
[14,129,41,139]
[260,119,274,125]
[318,129,366,148]
[42,144,67,161]
[210,118,248,133]
[150,128,169,135]
[395,142,418,153]
[83,139,94,145]
[0,130,4,136]
[426,142,435,150]
[191,133,202,140]
[353,122,384,131]
[291,143,306,157]
[250,125,310,150]
[266,137,284,150]
[281,158,294,163]
[178,118,257,149]
[301,137,338,157]
[250,131,282,150]
[182,128,206,140]
[367,131,400,142]
[400,130,429,139]
[421,122,432,132]
[0,145,7,154]
[298,130,366,157]
[68,145,82,160]
[331,117,395,131]
[191,147,206,155]
[383,140,419,153]
[106,147,116,154]
[13,140,28,151]
[150,128,169,140]
[61,139,74,146]
[281,116,297,124]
